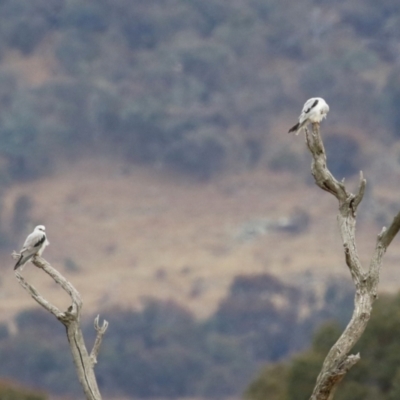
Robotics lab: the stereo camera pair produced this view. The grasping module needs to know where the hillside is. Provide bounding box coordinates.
[0,0,399,186]
[1,1,400,398]
[2,153,400,325]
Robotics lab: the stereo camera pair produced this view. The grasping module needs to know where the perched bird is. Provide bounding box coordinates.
[288,97,329,135]
[14,225,49,270]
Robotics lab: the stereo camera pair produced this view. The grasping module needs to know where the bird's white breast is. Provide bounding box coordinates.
[308,101,329,123]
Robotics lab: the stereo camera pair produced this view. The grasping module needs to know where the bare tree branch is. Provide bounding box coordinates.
[379,211,400,249]
[14,255,108,400]
[32,257,82,318]
[14,271,64,319]
[90,315,109,366]
[305,123,400,400]
[353,171,366,210]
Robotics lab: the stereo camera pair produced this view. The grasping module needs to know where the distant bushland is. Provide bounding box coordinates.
[0,0,394,184]
[2,273,353,398]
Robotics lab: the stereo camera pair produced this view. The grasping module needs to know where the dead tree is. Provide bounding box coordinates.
[14,256,108,400]
[305,123,400,400]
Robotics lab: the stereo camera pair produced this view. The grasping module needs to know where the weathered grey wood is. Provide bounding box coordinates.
[305,123,400,400]
[90,315,109,366]
[14,256,107,400]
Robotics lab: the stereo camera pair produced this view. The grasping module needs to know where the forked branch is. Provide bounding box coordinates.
[305,123,400,400]
[14,255,108,400]
[90,315,109,366]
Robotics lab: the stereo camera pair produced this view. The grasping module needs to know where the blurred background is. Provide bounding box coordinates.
[1,0,400,399]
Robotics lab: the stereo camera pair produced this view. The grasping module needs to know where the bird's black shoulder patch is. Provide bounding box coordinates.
[34,235,46,247]
[305,99,319,114]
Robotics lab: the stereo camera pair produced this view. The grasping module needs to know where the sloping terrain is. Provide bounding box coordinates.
[0,0,399,328]
[1,153,400,325]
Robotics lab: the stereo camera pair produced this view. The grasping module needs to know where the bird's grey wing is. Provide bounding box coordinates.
[299,98,319,125]
[301,98,314,111]
[34,234,47,249]
[14,248,35,269]
[21,232,46,257]
[15,241,37,270]
[303,98,319,115]
[14,231,46,270]
[22,231,46,252]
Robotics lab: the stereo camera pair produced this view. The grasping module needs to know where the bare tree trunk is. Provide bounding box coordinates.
[14,257,108,400]
[305,123,400,400]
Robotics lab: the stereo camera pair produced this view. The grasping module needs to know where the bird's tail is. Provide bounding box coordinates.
[14,255,24,270]
[288,122,300,134]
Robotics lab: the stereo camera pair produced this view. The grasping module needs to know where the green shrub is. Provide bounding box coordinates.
[0,380,47,400]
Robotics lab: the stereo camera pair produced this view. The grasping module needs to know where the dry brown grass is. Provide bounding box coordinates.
[1,156,400,324]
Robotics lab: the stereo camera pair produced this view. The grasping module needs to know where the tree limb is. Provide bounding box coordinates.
[14,256,107,400]
[32,256,82,319]
[90,315,109,366]
[379,211,400,249]
[305,123,400,400]
[14,271,64,319]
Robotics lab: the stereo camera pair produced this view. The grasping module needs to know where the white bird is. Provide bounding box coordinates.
[14,225,49,270]
[288,97,329,135]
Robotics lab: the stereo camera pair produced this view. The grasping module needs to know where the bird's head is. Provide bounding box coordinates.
[35,225,46,232]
